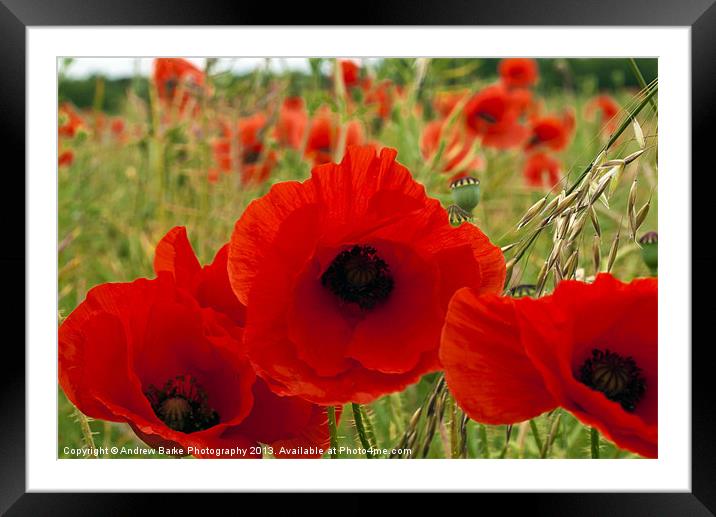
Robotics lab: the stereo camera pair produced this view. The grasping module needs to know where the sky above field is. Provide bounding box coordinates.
[62,57,375,78]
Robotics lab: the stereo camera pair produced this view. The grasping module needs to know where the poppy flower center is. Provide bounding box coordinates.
[478,111,498,124]
[321,245,394,310]
[145,374,220,433]
[577,349,646,412]
[244,149,261,164]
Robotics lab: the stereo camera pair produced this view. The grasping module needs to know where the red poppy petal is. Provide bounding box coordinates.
[195,244,246,326]
[440,289,556,423]
[153,226,202,289]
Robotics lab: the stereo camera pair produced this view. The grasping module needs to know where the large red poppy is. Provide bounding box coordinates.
[498,58,539,89]
[440,273,657,458]
[304,108,365,165]
[59,227,334,458]
[585,94,621,134]
[523,152,562,189]
[464,84,528,149]
[228,146,505,405]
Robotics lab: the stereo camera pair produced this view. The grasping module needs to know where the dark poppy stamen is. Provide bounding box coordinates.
[577,349,646,412]
[244,149,262,164]
[321,245,394,310]
[478,112,497,124]
[145,374,219,433]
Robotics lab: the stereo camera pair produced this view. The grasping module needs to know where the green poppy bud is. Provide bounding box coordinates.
[639,231,657,275]
[450,176,481,212]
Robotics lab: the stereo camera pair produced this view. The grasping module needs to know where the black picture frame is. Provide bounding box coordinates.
[2,1,713,514]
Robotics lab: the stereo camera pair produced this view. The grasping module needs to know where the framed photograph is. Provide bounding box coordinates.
[3,0,714,513]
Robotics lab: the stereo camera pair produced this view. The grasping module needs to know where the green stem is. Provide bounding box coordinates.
[73,407,96,455]
[529,419,544,454]
[479,424,490,458]
[327,405,339,459]
[590,427,601,459]
[351,403,374,458]
[628,59,658,114]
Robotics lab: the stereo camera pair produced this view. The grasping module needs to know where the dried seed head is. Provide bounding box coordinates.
[633,118,646,149]
[517,197,547,229]
[635,200,651,231]
[624,149,645,165]
[593,235,602,272]
[590,207,601,237]
[607,232,620,272]
[564,249,579,278]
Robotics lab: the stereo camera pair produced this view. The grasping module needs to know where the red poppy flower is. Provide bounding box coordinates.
[275,97,308,149]
[58,103,85,139]
[498,58,539,89]
[59,227,334,458]
[339,60,361,89]
[464,85,528,149]
[212,113,277,185]
[523,152,562,189]
[227,146,505,405]
[440,274,657,458]
[58,149,74,167]
[525,113,574,152]
[152,58,205,114]
[585,94,621,134]
[304,108,365,165]
[364,80,397,120]
[421,120,484,177]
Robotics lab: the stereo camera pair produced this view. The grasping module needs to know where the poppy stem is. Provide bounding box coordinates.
[529,419,544,455]
[72,407,96,456]
[327,406,339,459]
[590,427,601,459]
[351,403,374,458]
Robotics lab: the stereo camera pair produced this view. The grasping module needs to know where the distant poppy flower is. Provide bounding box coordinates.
[59,227,334,458]
[58,149,74,167]
[339,60,361,89]
[498,58,539,89]
[275,97,308,149]
[58,103,85,139]
[464,85,528,149]
[152,58,205,114]
[585,94,621,133]
[110,117,126,138]
[212,113,277,185]
[525,113,574,152]
[228,146,505,405]
[440,273,657,458]
[304,108,365,165]
[364,80,397,120]
[523,152,562,189]
[421,120,484,177]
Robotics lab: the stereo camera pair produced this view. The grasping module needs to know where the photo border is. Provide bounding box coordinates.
[2,0,714,514]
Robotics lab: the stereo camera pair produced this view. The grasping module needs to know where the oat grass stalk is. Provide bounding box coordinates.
[327,405,339,458]
[352,403,375,458]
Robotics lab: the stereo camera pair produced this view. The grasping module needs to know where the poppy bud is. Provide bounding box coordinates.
[450,176,481,212]
[639,231,657,275]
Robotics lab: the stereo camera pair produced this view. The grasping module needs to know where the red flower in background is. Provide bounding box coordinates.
[304,108,365,165]
[227,146,505,404]
[464,85,528,149]
[523,152,562,189]
[58,149,74,167]
[586,94,621,133]
[525,112,574,152]
[59,227,334,458]
[152,58,205,113]
[275,97,308,150]
[421,119,484,177]
[498,58,539,89]
[339,60,361,89]
[212,113,277,185]
[440,274,657,458]
[363,79,397,120]
[58,103,85,139]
